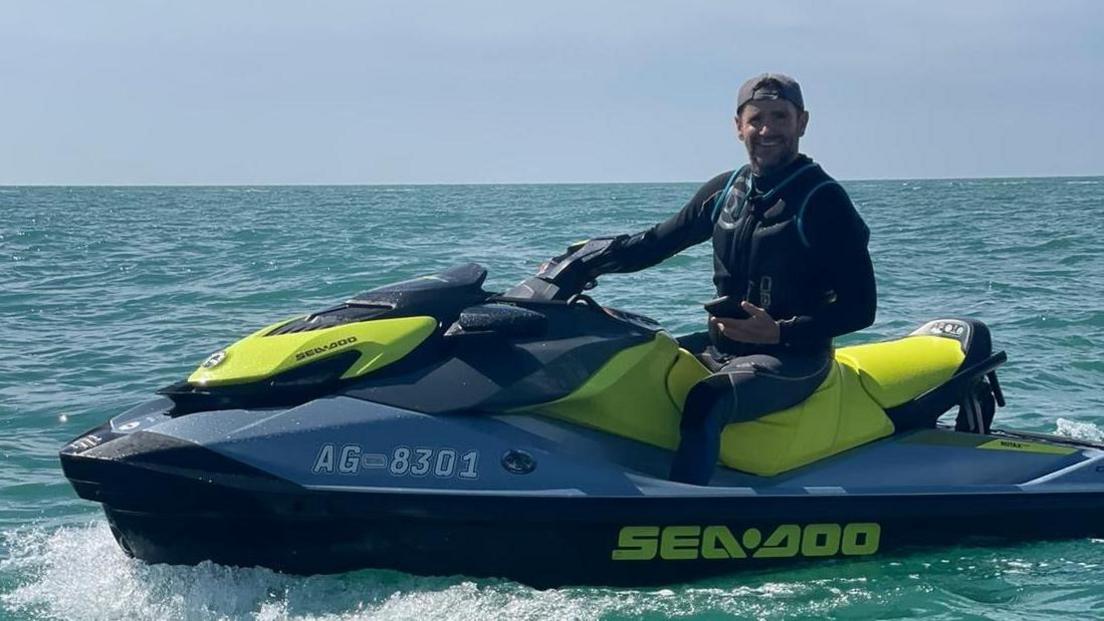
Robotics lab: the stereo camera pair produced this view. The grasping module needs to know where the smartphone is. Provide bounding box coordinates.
[703,296,749,319]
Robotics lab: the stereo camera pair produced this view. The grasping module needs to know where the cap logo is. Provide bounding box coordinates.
[752,86,782,100]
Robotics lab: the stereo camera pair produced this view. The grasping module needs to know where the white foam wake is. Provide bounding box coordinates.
[1,520,875,620]
[1054,418,1104,443]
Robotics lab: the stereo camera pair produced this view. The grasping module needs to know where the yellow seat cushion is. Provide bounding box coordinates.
[835,336,965,408]
[719,361,893,476]
[718,335,965,475]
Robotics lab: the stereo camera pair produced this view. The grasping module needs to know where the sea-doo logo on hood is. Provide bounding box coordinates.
[201,350,227,368]
[295,336,358,362]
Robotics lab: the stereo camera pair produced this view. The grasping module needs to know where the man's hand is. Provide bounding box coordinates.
[711,301,781,345]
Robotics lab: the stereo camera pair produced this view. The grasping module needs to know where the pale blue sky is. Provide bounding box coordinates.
[2,1,1102,184]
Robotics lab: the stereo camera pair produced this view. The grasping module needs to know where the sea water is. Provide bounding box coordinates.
[2,179,1103,620]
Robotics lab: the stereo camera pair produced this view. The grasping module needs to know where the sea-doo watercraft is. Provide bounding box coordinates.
[61,240,1104,586]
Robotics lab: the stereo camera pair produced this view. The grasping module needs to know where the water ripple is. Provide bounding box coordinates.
[2,179,1103,619]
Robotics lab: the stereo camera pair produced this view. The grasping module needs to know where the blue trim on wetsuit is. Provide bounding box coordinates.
[710,168,744,224]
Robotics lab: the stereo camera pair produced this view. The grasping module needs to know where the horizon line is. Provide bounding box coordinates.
[2,172,1102,188]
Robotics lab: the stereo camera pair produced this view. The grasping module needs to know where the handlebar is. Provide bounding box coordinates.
[502,237,622,302]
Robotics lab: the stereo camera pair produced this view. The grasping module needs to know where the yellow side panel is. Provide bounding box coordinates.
[836,335,965,408]
[523,334,686,450]
[666,348,711,410]
[188,316,437,387]
[719,362,894,476]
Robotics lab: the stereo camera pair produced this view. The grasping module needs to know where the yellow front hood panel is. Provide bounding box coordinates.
[187,316,437,387]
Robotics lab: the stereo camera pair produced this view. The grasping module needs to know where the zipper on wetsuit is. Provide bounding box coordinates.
[731,176,761,305]
[739,203,762,303]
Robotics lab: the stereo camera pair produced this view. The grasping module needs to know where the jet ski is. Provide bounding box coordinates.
[60,239,1104,587]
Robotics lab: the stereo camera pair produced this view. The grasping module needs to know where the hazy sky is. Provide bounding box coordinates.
[2,1,1102,184]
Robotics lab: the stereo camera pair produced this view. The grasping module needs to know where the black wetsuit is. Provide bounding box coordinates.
[598,154,876,484]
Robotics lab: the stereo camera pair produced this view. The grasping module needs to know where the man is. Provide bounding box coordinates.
[575,73,876,485]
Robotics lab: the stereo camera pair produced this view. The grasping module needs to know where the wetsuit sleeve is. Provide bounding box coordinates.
[596,171,734,274]
[777,184,877,346]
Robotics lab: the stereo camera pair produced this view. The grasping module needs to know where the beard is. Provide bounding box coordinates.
[746,140,798,175]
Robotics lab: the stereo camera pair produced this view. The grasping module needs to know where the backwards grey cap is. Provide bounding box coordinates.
[736,73,804,113]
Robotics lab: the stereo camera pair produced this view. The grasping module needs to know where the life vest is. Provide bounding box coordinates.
[710,156,852,352]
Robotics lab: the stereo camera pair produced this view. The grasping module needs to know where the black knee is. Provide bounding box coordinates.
[681,375,733,431]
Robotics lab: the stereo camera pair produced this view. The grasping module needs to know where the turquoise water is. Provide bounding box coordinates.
[2,179,1103,620]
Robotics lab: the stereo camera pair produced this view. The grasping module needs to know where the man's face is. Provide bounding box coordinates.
[735,99,809,174]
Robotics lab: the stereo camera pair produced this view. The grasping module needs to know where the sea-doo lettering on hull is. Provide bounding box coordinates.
[295,336,358,362]
[612,523,881,561]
